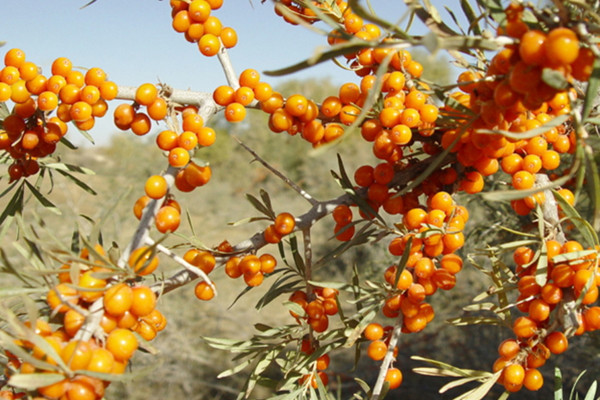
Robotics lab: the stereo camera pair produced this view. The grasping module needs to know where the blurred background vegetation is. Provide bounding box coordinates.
[1,64,599,399]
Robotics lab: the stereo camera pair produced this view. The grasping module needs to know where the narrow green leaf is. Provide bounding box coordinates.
[245,193,274,219]
[9,373,65,390]
[542,68,570,90]
[555,367,564,400]
[582,57,600,120]
[585,147,600,231]
[446,315,504,326]
[583,381,597,400]
[0,181,24,226]
[553,190,599,247]
[460,0,481,35]
[23,180,60,214]
[54,169,97,195]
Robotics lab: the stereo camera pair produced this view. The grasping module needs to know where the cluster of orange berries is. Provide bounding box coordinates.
[0,49,117,182]
[129,103,215,233]
[263,212,296,244]
[382,192,467,323]
[491,238,600,392]
[222,252,278,289]
[170,0,237,56]
[4,245,166,399]
[437,4,595,214]
[213,68,273,123]
[289,287,339,334]
[363,322,403,390]
[112,83,168,136]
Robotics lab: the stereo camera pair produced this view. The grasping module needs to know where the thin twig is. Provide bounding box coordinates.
[234,136,319,206]
[216,45,239,89]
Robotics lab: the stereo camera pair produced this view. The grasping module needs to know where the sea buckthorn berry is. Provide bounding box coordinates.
[235,86,255,106]
[545,27,579,66]
[168,147,190,167]
[104,283,133,317]
[213,85,235,106]
[148,97,168,120]
[220,27,238,48]
[225,102,246,122]
[51,57,72,76]
[523,368,543,391]
[498,339,520,360]
[106,328,138,361]
[135,83,158,106]
[384,368,403,390]
[253,82,273,102]
[4,48,26,68]
[519,30,547,66]
[513,316,538,338]
[198,33,221,56]
[545,331,568,354]
[195,281,215,301]
[239,69,260,89]
[503,363,525,392]
[145,175,168,199]
[512,170,535,190]
[363,322,384,341]
[332,204,352,225]
[367,340,387,361]
[188,0,211,22]
[274,212,296,236]
[155,205,181,233]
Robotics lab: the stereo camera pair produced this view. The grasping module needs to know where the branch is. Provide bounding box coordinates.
[234,136,319,206]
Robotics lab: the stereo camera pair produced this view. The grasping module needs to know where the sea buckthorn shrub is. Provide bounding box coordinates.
[1,0,600,399]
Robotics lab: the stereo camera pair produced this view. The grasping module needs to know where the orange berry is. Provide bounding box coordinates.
[363,323,384,341]
[384,368,403,389]
[194,281,215,300]
[144,175,168,199]
[544,331,568,354]
[106,328,138,361]
[135,83,158,106]
[155,205,181,233]
[367,340,387,361]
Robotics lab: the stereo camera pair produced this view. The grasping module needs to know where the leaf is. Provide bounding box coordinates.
[553,190,600,247]
[0,181,24,226]
[481,173,570,202]
[255,274,302,310]
[44,162,95,175]
[584,146,600,231]
[245,193,274,219]
[542,68,570,90]
[460,0,481,35]
[23,180,60,214]
[8,373,65,390]
[583,381,597,400]
[476,114,570,141]
[452,371,501,400]
[54,169,97,195]
[446,315,504,326]
[555,367,564,400]
[582,57,600,120]
[265,39,376,76]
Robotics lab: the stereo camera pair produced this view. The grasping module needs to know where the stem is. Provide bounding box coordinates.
[148,239,215,294]
[234,136,319,206]
[216,46,239,89]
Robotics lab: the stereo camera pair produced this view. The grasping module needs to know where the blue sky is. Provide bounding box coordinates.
[1,0,454,145]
